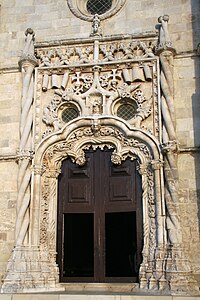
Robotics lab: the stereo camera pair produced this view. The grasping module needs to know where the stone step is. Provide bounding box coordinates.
[61,283,136,293]
[0,294,199,300]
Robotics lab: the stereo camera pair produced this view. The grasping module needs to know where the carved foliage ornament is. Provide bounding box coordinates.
[42,84,152,136]
[43,126,152,170]
[35,40,155,67]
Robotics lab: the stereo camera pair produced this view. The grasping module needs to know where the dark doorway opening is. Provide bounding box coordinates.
[57,148,143,283]
[64,213,94,277]
[105,211,137,277]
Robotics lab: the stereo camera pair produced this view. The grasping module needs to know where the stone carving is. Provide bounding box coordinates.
[156,15,175,54]
[20,28,38,64]
[99,69,121,90]
[156,15,180,246]
[43,93,63,131]
[43,125,151,170]
[40,176,50,247]
[38,121,168,292]
[156,16,198,293]
[117,82,140,98]
[36,46,93,67]
[90,14,102,37]
[99,40,154,62]
[119,40,155,59]
[41,60,158,139]
[99,44,118,61]
[129,90,152,127]
[36,39,155,68]
[72,71,93,94]
[16,29,37,246]
[75,46,93,64]
[3,11,199,295]
[89,93,103,114]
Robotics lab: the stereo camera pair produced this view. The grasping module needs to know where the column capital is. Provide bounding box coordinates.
[16,149,34,161]
[32,164,46,176]
[150,159,164,170]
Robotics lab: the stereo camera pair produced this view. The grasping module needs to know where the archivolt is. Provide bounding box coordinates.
[35,116,161,169]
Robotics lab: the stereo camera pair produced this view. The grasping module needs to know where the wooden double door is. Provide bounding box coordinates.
[57,148,143,282]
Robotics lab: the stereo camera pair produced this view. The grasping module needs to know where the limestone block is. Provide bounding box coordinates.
[12,295,59,300]
[172,298,200,300]
[0,0,200,67]
[0,296,12,300]
[120,296,172,300]
[60,296,119,300]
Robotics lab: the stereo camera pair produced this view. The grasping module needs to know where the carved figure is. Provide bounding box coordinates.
[156,15,173,52]
[75,47,92,63]
[90,14,102,37]
[100,44,116,61]
[92,99,102,114]
[22,28,35,57]
[158,15,170,45]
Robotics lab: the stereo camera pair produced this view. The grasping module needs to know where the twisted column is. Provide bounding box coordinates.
[137,163,150,288]
[156,15,181,246]
[16,29,37,246]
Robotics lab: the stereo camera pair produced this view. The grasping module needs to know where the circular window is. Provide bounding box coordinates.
[62,107,79,123]
[67,0,126,21]
[87,0,112,15]
[117,104,136,120]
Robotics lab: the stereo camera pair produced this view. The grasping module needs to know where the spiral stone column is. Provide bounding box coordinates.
[1,29,38,293]
[16,29,38,245]
[137,163,150,289]
[156,16,198,293]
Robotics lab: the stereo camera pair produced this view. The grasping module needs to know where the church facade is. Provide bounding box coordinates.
[0,0,200,295]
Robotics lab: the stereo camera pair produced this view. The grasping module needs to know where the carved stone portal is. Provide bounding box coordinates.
[1,21,199,294]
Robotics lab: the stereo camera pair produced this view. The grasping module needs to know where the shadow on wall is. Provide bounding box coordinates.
[191,0,200,278]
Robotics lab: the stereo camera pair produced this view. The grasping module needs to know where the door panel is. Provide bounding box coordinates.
[106,159,137,211]
[60,152,94,211]
[57,148,142,283]
[68,180,89,203]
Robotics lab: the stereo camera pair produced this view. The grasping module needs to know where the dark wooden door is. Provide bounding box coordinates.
[57,148,143,282]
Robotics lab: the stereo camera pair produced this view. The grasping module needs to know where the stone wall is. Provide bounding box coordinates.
[1,0,200,66]
[0,72,21,280]
[0,0,200,284]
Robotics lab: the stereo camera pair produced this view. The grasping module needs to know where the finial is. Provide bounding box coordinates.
[25,28,35,39]
[19,28,38,67]
[155,15,175,55]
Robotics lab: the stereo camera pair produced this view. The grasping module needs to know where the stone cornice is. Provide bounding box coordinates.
[34,32,158,49]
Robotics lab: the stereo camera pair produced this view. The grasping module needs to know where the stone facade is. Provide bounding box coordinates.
[0,0,200,295]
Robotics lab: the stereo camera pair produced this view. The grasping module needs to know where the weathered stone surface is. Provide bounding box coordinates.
[0,0,199,295]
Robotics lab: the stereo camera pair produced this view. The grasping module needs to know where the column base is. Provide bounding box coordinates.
[1,246,64,293]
